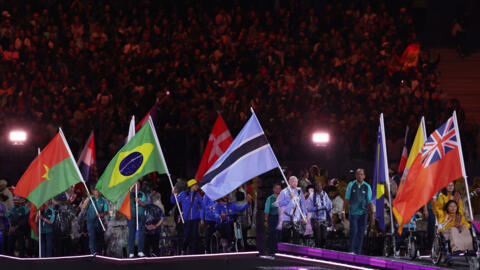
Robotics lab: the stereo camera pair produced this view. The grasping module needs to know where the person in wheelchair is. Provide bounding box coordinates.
[437,200,473,253]
[394,211,425,258]
[214,194,252,251]
[434,182,464,217]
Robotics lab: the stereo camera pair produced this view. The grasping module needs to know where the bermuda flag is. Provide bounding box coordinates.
[77,131,96,185]
[195,114,233,182]
[393,113,464,234]
[201,109,279,200]
[397,126,409,174]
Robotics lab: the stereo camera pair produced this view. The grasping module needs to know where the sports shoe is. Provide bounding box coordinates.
[138,252,145,257]
[128,253,135,258]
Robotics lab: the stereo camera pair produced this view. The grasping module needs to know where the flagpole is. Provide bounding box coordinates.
[250,107,306,221]
[398,125,409,173]
[148,116,185,224]
[135,183,139,230]
[420,117,427,141]
[452,112,475,232]
[58,128,106,231]
[37,148,42,258]
[128,116,139,231]
[38,210,41,258]
[380,114,396,253]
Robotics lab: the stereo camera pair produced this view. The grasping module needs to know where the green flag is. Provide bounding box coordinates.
[96,119,167,203]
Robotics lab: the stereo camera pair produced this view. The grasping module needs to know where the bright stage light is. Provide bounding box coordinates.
[312,132,329,145]
[9,130,27,145]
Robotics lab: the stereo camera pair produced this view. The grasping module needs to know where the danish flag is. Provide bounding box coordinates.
[196,115,233,182]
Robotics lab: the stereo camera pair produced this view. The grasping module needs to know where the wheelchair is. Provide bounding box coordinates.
[384,216,427,260]
[430,225,479,269]
[210,215,243,253]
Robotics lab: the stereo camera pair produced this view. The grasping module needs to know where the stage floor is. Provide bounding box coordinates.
[0,249,470,270]
[0,251,379,270]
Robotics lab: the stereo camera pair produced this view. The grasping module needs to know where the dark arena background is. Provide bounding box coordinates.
[1,0,480,269]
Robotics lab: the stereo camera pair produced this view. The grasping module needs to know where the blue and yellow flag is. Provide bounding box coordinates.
[96,118,167,203]
[372,114,390,231]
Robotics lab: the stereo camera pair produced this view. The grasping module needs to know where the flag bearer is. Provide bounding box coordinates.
[82,189,108,255]
[39,200,55,257]
[128,182,146,258]
[171,179,202,254]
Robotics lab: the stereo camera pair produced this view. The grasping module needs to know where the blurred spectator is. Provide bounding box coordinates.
[0,180,13,211]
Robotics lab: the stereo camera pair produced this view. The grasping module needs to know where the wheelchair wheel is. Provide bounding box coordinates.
[466,256,479,270]
[407,235,417,260]
[233,221,242,252]
[383,235,392,257]
[220,238,229,253]
[431,235,443,265]
[210,232,219,254]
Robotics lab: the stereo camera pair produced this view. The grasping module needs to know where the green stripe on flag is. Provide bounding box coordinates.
[27,157,81,208]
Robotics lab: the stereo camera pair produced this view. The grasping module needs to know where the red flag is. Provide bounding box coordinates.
[118,192,131,219]
[397,126,409,174]
[29,203,39,239]
[393,116,463,234]
[77,131,97,184]
[196,115,233,182]
[400,44,420,71]
[136,100,158,131]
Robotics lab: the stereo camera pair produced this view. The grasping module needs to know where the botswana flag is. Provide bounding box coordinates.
[201,110,279,200]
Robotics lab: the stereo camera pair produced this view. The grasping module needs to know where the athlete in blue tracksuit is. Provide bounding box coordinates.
[171,179,202,254]
[201,194,217,253]
[213,195,251,249]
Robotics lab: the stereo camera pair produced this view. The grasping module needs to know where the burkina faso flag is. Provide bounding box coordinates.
[15,131,83,208]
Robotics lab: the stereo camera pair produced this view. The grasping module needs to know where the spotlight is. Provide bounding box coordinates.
[312,132,329,146]
[9,130,27,145]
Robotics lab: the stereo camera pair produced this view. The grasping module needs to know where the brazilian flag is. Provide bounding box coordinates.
[96,120,167,203]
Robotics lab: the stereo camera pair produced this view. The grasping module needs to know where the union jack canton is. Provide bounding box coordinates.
[421,117,458,168]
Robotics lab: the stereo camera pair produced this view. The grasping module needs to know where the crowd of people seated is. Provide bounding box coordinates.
[0,0,477,168]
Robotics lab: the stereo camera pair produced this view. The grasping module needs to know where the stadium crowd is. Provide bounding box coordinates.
[0,0,477,167]
[1,0,480,261]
